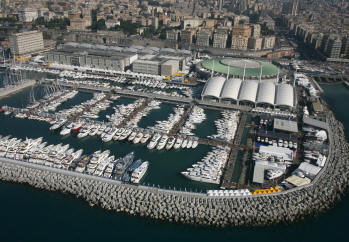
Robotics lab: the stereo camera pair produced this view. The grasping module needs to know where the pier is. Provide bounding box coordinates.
[220,113,248,189]
[117,98,152,128]
[169,103,194,135]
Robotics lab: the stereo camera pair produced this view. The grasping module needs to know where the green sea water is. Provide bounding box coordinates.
[0,83,349,242]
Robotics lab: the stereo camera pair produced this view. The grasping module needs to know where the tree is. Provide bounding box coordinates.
[143,26,155,38]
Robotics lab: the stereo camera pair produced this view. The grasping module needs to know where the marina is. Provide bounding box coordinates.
[0,62,348,228]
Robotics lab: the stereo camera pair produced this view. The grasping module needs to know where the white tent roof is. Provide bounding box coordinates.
[238,80,258,103]
[220,78,242,101]
[276,84,294,107]
[202,76,226,99]
[256,81,276,105]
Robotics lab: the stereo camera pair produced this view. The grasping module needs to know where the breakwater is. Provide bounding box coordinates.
[0,112,348,227]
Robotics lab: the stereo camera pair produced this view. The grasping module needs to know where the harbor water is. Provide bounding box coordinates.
[0,82,349,241]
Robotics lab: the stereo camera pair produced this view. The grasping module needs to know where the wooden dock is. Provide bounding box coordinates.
[117,98,151,128]
[169,103,194,135]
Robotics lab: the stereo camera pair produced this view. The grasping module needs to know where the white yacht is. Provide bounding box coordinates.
[173,136,183,149]
[191,138,199,149]
[156,135,168,150]
[186,138,193,149]
[133,132,143,144]
[181,138,188,149]
[60,123,74,135]
[140,133,151,144]
[165,136,176,150]
[130,161,149,184]
[147,133,161,149]
[128,131,137,142]
[119,129,132,141]
[266,169,284,180]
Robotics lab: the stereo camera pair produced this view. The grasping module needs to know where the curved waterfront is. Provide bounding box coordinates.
[0,83,348,240]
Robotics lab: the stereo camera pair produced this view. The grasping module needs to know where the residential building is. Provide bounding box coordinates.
[196,30,211,47]
[326,37,342,58]
[19,8,38,22]
[263,36,276,49]
[69,18,89,30]
[213,31,228,48]
[251,24,261,38]
[9,31,44,56]
[231,35,249,50]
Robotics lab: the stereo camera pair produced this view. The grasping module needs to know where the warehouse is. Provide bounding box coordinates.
[201,76,296,109]
[45,42,190,74]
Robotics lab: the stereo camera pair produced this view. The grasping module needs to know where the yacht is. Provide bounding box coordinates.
[128,131,137,142]
[140,133,151,144]
[113,152,135,180]
[186,138,193,149]
[147,133,161,149]
[165,136,176,150]
[102,128,118,142]
[156,135,168,150]
[50,119,66,131]
[130,161,149,184]
[191,138,199,149]
[133,132,143,144]
[60,123,74,135]
[181,138,188,149]
[173,136,183,149]
[266,169,284,180]
[119,129,132,141]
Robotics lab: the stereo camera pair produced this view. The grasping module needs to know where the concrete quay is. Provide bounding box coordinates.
[0,111,348,227]
[0,80,36,99]
[52,81,251,112]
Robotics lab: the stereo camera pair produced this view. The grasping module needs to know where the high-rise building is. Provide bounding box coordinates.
[231,35,249,50]
[326,37,342,58]
[213,31,228,48]
[152,17,159,30]
[218,0,224,11]
[19,8,38,22]
[341,36,349,58]
[251,24,261,38]
[9,31,44,56]
[180,29,194,49]
[196,31,211,47]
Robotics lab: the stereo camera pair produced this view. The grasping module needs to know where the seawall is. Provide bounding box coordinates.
[0,112,348,227]
[0,80,36,99]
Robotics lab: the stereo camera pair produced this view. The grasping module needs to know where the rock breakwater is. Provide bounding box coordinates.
[0,112,348,227]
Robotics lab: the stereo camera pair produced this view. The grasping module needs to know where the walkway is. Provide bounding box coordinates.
[220,113,248,189]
